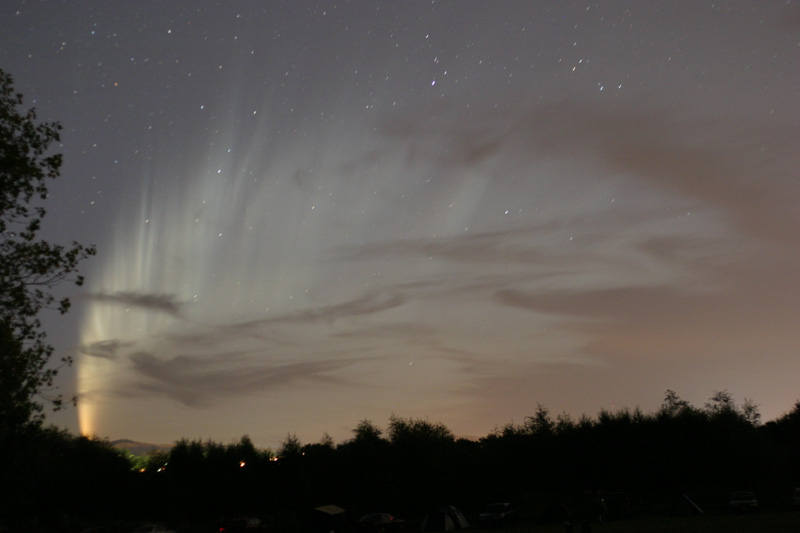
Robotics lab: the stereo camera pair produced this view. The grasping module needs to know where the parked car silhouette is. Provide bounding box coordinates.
[478,503,515,527]
[729,491,758,512]
[217,516,268,532]
[356,513,405,533]
[132,525,176,533]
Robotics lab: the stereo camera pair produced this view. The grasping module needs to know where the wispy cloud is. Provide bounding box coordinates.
[125,350,358,407]
[84,291,184,317]
[80,339,134,360]
[229,287,412,331]
[367,99,800,246]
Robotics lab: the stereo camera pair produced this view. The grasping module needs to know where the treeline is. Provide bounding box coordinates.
[3,390,800,532]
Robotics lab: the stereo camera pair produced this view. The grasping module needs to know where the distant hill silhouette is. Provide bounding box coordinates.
[111,439,173,456]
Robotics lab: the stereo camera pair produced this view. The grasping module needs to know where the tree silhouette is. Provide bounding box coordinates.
[353,419,383,442]
[5,391,798,531]
[0,68,96,431]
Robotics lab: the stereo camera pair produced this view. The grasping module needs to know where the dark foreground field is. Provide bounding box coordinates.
[466,511,800,533]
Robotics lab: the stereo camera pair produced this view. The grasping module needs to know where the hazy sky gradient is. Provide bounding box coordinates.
[1,1,798,448]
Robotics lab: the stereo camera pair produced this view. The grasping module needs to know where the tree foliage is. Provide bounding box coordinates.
[4,391,796,531]
[352,418,383,442]
[0,68,95,431]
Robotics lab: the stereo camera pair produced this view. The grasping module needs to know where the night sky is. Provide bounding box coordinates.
[2,1,798,448]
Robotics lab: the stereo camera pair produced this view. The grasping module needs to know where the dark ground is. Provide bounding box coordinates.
[464,511,800,533]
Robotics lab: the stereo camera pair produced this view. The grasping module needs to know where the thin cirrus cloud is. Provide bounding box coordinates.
[230,287,411,329]
[81,99,797,411]
[80,287,421,406]
[343,97,800,407]
[125,350,357,408]
[79,339,134,361]
[370,98,799,246]
[83,291,184,317]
